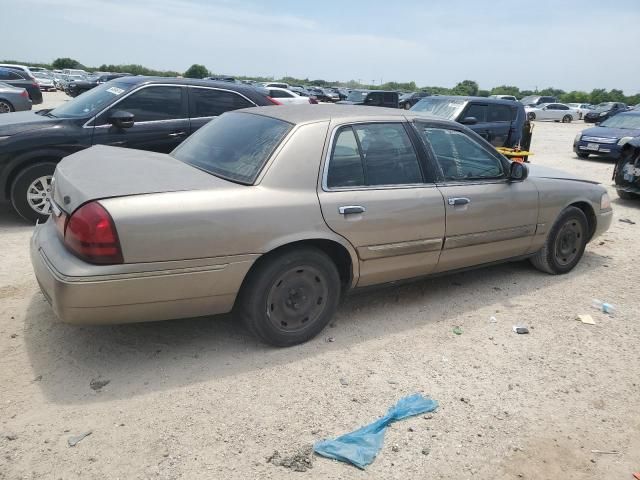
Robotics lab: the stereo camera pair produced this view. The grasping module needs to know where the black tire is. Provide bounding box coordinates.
[403,103,411,110]
[10,163,57,223]
[576,152,589,159]
[528,112,536,121]
[0,99,14,113]
[617,189,638,200]
[562,115,572,123]
[235,247,341,347]
[530,207,589,275]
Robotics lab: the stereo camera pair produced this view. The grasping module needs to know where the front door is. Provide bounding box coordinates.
[413,121,539,272]
[91,85,189,153]
[318,122,446,286]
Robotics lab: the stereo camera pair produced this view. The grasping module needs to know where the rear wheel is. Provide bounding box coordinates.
[528,112,536,121]
[235,247,341,346]
[576,152,589,159]
[562,115,573,123]
[10,163,57,223]
[0,100,14,113]
[530,207,588,274]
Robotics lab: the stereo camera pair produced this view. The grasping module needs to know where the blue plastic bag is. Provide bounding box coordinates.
[313,393,438,469]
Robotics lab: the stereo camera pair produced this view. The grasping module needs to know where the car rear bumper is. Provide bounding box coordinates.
[30,220,256,325]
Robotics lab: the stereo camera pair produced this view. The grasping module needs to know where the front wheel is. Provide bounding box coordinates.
[576,152,589,159]
[530,206,588,274]
[562,115,573,123]
[235,247,341,346]
[10,163,57,223]
[528,112,536,121]
[0,99,14,113]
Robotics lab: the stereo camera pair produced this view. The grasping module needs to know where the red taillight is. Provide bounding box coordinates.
[20,89,29,98]
[308,97,318,104]
[64,202,123,264]
[267,96,283,105]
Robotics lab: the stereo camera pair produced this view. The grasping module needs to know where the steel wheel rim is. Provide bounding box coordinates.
[554,219,583,266]
[0,101,11,113]
[26,175,53,215]
[266,265,329,333]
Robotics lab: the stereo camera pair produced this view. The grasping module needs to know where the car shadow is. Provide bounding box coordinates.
[0,203,33,229]
[612,196,640,208]
[22,249,610,406]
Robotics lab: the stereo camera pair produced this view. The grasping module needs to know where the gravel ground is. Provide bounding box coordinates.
[1,119,639,479]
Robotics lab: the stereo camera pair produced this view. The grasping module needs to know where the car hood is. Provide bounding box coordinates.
[0,111,61,135]
[53,145,234,213]
[526,164,599,184]
[585,110,609,116]
[579,125,640,139]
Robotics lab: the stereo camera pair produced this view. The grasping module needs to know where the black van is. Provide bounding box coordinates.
[410,95,530,149]
[337,90,399,108]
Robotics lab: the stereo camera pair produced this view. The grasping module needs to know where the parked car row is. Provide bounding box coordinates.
[0,66,43,105]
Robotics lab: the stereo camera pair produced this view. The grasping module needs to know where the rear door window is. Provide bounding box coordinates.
[327,127,365,188]
[189,87,254,118]
[487,104,512,122]
[463,104,486,122]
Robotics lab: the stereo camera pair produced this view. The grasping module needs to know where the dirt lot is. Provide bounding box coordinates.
[1,108,639,479]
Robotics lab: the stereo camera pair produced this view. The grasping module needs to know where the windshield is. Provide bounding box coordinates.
[346,91,369,102]
[594,103,614,112]
[49,81,130,118]
[410,97,466,119]
[519,96,539,106]
[171,112,292,184]
[600,114,640,129]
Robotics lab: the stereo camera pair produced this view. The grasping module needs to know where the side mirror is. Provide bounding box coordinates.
[509,161,529,181]
[460,116,478,125]
[108,110,134,129]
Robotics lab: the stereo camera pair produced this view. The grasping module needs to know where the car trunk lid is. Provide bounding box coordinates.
[53,145,234,213]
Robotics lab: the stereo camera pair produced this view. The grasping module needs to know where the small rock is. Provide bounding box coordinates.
[67,431,92,447]
[590,459,596,464]
[387,379,398,385]
[460,397,470,404]
[408,427,414,432]
[10,334,17,339]
[493,286,502,291]
[329,322,336,328]
[339,378,349,386]
[392,445,399,453]
[89,379,110,391]
[88,457,97,463]
[33,375,43,382]
[326,337,335,343]
[162,451,169,458]
[311,428,320,435]
[423,414,433,420]
[5,433,17,441]
[422,447,430,456]
[508,384,514,391]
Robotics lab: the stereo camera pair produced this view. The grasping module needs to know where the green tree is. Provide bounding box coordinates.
[490,85,520,97]
[477,89,491,97]
[451,80,479,96]
[608,89,625,102]
[184,64,209,79]
[52,57,83,69]
[589,88,608,105]
[560,91,590,103]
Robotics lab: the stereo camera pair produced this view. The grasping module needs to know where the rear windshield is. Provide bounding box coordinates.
[171,112,292,184]
[346,91,368,102]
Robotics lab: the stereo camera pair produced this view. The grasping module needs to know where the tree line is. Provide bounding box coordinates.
[4,57,639,106]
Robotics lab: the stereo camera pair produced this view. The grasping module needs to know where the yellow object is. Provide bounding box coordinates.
[495,147,533,163]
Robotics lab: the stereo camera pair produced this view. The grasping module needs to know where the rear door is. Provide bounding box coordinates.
[484,103,513,146]
[413,121,539,272]
[91,85,189,153]
[318,121,446,286]
[188,86,255,132]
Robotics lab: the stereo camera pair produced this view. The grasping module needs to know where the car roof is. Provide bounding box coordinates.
[430,95,518,106]
[113,76,267,95]
[239,104,443,125]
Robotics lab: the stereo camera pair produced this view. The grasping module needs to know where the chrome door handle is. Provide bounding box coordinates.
[338,205,366,215]
[448,197,471,206]
[168,131,187,137]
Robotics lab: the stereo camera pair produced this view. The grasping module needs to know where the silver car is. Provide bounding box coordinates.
[31,105,613,346]
[0,82,32,113]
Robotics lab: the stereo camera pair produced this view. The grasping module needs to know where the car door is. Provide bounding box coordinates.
[318,121,446,286]
[91,85,189,153]
[412,121,539,272]
[188,86,255,133]
[484,103,513,146]
[459,103,489,140]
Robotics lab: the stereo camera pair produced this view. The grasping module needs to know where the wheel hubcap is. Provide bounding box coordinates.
[26,175,53,215]
[0,102,10,113]
[266,265,328,333]
[554,219,583,266]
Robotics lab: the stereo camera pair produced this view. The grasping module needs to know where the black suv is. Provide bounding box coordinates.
[411,96,529,149]
[0,77,276,222]
[337,90,399,108]
[399,91,430,110]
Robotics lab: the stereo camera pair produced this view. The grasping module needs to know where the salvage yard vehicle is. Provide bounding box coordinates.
[264,87,316,105]
[64,72,130,97]
[399,91,430,110]
[0,77,278,222]
[411,96,529,149]
[337,90,399,108]
[525,103,578,122]
[567,103,593,120]
[613,136,640,199]
[32,72,56,92]
[0,68,43,105]
[31,105,612,347]
[0,82,32,113]
[574,111,640,159]
[519,95,557,107]
[583,102,628,123]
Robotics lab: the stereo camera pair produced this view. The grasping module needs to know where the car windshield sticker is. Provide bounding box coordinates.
[106,87,125,95]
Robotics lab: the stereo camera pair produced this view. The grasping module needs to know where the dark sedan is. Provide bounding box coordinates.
[65,73,130,97]
[583,102,627,123]
[0,77,277,222]
[574,111,640,159]
[398,91,430,110]
[0,68,43,105]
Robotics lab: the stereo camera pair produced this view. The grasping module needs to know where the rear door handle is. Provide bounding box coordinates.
[448,197,471,206]
[168,131,187,137]
[338,205,366,215]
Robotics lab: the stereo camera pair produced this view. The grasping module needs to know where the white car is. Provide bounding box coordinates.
[525,103,578,123]
[263,82,290,89]
[32,72,56,91]
[266,87,314,105]
[567,103,593,120]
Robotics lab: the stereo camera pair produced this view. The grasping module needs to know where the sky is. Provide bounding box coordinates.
[4,0,640,94]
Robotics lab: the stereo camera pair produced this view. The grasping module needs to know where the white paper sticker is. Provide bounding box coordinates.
[106,87,125,95]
